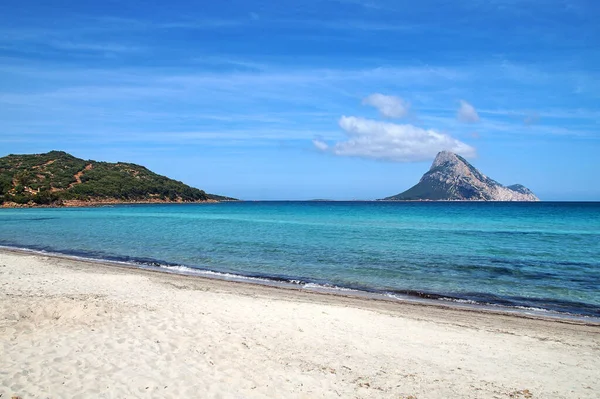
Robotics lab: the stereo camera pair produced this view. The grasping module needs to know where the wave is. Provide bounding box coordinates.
[1,243,599,320]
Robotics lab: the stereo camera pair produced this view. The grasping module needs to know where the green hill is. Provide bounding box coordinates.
[0,151,236,206]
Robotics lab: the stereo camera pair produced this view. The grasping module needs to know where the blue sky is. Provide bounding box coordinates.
[1,0,598,200]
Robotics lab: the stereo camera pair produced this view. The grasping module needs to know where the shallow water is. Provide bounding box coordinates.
[1,201,599,317]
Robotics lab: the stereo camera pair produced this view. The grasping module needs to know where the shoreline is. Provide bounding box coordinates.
[2,246,598,326]
[4,200,599,209]
[2,248,599,398]
[0,199,224,209]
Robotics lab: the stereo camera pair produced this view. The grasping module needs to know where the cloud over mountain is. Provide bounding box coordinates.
[314,116,476,162]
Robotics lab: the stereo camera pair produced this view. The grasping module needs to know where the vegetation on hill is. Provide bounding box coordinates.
[0,151,235,206]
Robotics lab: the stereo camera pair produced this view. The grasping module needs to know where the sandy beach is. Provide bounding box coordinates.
[1,249,599,398]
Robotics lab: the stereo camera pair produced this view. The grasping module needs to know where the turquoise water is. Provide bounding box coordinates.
[1,202,599,317]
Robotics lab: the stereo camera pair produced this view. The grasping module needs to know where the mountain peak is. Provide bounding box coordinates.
[382,152,539,201]
[431,151,461,169]
[426,151,484,183]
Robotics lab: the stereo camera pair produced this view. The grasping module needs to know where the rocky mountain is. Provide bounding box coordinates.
[0,150,236,206]
[382,151,539,201]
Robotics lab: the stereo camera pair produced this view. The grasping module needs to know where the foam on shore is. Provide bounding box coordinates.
[1,244,597,322]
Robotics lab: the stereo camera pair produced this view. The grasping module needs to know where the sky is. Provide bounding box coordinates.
[1,0,599,200]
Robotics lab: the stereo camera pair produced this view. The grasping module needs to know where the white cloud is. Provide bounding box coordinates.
[312,139,329,151]
[314,116,476,162]
[457,100,480,123]
[362,93,410,118]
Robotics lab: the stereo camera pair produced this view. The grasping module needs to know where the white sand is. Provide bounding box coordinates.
[1,249,599,399]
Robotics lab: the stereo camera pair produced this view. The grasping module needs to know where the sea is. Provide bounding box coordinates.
[1,201,599,319]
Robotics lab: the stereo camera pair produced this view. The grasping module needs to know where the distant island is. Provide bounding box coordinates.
[382,151,539,201]
[0,151,236,207]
